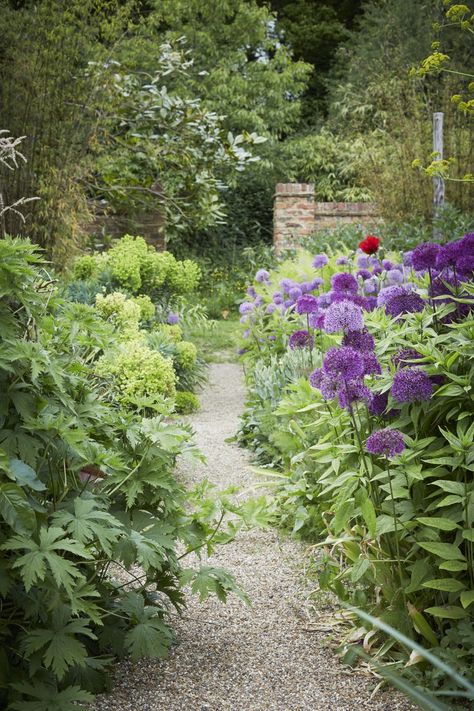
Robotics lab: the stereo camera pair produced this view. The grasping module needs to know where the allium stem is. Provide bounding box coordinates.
[385,458,406,600]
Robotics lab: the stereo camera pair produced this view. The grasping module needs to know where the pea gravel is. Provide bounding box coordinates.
[92,362,417,711]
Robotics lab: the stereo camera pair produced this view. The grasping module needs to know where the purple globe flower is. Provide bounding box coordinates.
[403,251,414,267]
[296,294,319,314]
[255,295,264,307]
[337,379,372,410]
[364,277,378,294]
[336,256,350,265]
[265,303,277,314]
[362,352,382,376]
[368,392,389,416]
[436,241,463,270]
[323,346,365,380]
[366,428,405,457]
[309,367,323,389]
[239,301,255,315]
[318,292,332,308]
[313,253,329,268]
[167,312,179,325]
[280,278,294,293]
[377,285,406,306]
[273,292,283,305]
[289,329,314,350]
[357,254,370,268]
[255,269,270,283]
[289,286,303,300]
[382,260,395,271]
[309,311,325,329]
[342,328,375,352]
[369,257,381,268]
[372,265,383,276]
[391,367,433,403]
[387,269,404,285]
[323,300,364,333]
[247,286,257,298]
[309,368,338,401]
[392,348,422,368]
[310,277,324,290]
[284,299,294,309]
[457,255,474,276]
[385,287,425,317]
[357,269,372,280]
[411,242,441,271]
[365,296,378,311]
[331,272,358,293]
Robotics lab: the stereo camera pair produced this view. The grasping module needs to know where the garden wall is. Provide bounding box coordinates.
[273,183,380,252]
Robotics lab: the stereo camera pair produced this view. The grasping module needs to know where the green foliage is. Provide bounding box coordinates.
[0,237,247,708]
[175,391,200,415]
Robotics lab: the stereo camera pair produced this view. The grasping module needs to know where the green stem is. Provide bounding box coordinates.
[386,458,406,602]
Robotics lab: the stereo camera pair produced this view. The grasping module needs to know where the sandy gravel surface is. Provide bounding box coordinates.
[92,362,416,711]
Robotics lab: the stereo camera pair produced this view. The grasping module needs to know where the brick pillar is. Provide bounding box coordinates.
[273,183,315,253]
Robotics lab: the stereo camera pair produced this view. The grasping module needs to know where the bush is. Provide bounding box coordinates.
[0,237,245,709]
[175,391,200,414]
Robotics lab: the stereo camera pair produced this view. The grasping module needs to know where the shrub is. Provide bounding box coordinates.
[95,291,141,333]
[175,391,200,414]
[174,341,198,370]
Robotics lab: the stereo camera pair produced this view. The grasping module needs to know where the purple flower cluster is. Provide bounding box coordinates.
[313,253,329,268]
[255,269,270,283]
[295,294,319,314]
[289,329,314,350]
[323,300,364,333]
[323,346,365,380]
[343,328,375,351]
[391,348,422,368]
[411,242,441,271]
[331,272,358,294]
[366,428,405,457]
[378,285,425,317]
[391,367,433,403]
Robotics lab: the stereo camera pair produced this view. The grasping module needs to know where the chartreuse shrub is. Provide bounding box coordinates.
[175,391,200,415]
[238,233,474,699]
[0,237,251,710]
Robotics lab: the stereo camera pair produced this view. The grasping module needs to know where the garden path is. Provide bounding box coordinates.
[93,362,416,711]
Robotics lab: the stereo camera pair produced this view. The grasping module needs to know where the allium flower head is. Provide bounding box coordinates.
[368,392,388,416]
[318,292,332,308]
[310,277,324,290]
[167,312,179,325]
[342,328,375,351]
[323,346,364,380]
[280,278,294,293]
[364,277,378,294]
[387,269,404,285]
[296,294,319,314]
[382,260,394,271]
[289,286,303,300]
[309,368,338,401]
[357,254,370,268]
[331,272,358,293]
[362,352,382,376]
[337,379,371,410]
[385,287,425,317]
[265,303,276,314]
[366,428,405,457]
[309,311,325,329]
[359,235,380,254]
[411,242,441,271]
[289,329,314,350]
[239,301,254,315]
[403,251,414,267]
[273,292,283,305]
[323,300,364,333]
[309,368,323,389]
[357,269,372,280]
[391,367,433,403]
[247,286,257,298]
[313,253,329,268]
[255,269,270,283]
[336,256,350,265]
[457,255,474,276]
[255,295,263,307]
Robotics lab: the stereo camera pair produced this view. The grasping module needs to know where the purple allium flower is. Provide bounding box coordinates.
[343,328,375,351]
[337,379,372,410]
[431,374,445,387]
[255,295,264,307]
[366,428,405,457]
[336,256,350,265]
[377,285,406,306]
[385,287,425,317]
[323,346,365,380]
[313,253,329,268]
[323,300,364,333]
[392,348,422,368]
[357,254,370,268]
[364,277,378,294]
[247,286,257,298]
[296,294,319,314]
[331,272,358,293]
[391,367,433,403]
[368,392,388,416]
[243,329,250,339]
[382,260,394,271]
[280,278,294,293]
[309,368,323,389]
[457,255,474,276]
[309,311,325,329]
[411,242,441,271]
[289,286,303,300]
[299,281,311,293]
[365,296,378,311]
[403,251,414,267]
[436,241,463,270]
[273,292,283,305]
[318,292,332,308]
[362,352,382,376]
[239,315,249,324]
[372,265,383,276]
[255,268,270,283]
[265,303,276,314]
[369,257,381,268]
[167,312,179,325]
[310,277,324,290]
[289,329,314,350]
[387,269,404,285]
[239,301,255,315]
[284,299,294,309]
[357,269,372,280]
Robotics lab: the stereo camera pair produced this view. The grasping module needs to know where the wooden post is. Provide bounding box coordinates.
[433,112,445,238]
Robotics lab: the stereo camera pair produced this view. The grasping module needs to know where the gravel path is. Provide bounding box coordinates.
[93,362,416,711]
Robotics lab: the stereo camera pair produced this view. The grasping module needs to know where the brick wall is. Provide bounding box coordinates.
[273,183,380,252]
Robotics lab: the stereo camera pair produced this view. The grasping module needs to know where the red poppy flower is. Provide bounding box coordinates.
[359,235,380,254]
